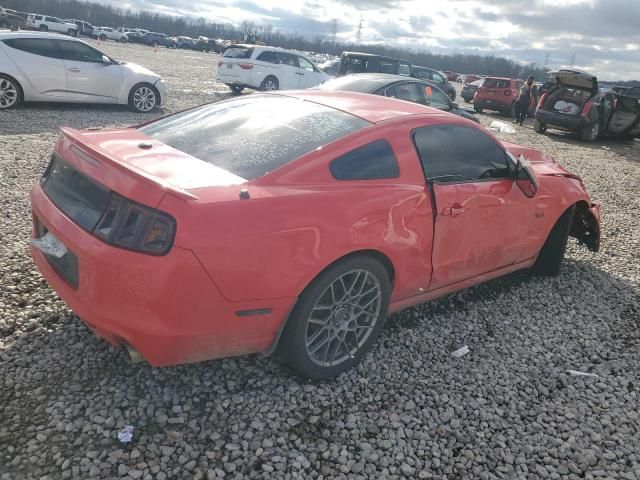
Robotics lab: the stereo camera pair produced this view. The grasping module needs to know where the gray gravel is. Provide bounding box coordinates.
[1,42,640,479]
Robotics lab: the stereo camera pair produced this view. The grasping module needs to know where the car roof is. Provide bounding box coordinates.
[0,31,82,40]
[484,76,514,81]
[271,90,448,124]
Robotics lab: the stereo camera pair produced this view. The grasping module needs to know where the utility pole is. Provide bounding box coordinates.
[544,52,550,69]
[330,19,338,45]
[356,15,363,45]
[569,53,576,68]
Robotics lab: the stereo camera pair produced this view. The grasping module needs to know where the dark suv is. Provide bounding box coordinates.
[535,70,640,142]
[338,52,412,77]
[411,66,456,101]
[142,32,176,48]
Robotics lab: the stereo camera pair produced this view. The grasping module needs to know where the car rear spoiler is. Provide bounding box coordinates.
[59,127,198,201]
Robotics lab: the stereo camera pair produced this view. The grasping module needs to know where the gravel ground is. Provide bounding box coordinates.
[1,42,639,480]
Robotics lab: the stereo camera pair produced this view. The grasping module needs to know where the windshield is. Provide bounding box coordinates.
[139,95,370,180]
[318,76,384,93]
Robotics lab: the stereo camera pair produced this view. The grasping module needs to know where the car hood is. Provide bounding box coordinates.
[118,61,160,79]
[501,141,575,177]
[550,69,597,91]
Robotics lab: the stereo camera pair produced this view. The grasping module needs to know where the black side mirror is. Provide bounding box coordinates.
[515,157,538,198]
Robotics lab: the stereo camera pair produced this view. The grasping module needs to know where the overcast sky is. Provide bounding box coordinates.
[96,0,639,80]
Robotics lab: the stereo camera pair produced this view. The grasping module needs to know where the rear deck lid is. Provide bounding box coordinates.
[551,69,598,91]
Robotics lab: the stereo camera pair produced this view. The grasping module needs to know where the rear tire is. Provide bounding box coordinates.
[259,76,279,91]
[0,74,21,110]
[532,206,575,276]
[99,34,107,41]
[229,85,244,94]
[533,118,546,133]
[152,41,158,48]
[474,105,483,113]
[278,256,391,379]
[580,120,600,142]
[508,102,516,118]
[39,25,48,32]
[68,29,77,37]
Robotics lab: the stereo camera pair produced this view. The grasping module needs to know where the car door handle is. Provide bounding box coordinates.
[67,67,80,73]
[295,72,304,75]
[441,202,466,217]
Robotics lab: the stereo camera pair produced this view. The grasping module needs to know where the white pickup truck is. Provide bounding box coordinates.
[26,14,78,36]
[93,26,128,42]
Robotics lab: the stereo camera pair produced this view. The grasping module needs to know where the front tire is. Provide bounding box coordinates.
[533,118,546,133]
[278,256,391,379]
[532,206,575,276]
[128,84,159,113]
[0,75,21,110]
[259,76,279,91]
[39,25,48,32]
[99,34,107,41]
[68,29,77,37]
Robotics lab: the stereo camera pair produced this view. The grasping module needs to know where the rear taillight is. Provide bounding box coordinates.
[504,90,512,96]
[537,92,548,109]
[580,100,593,117]
[238,63,254,69]
[93,193,176,255]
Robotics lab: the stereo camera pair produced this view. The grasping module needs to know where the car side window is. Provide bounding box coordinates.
[257,51,277,63]
[424,86,450,110]
[277,53,298,67]
[398,62,411,76]
[56,41,103,63]
[298,56,315,72]
[413,125,510,182]
[330,140,399,180]
[3,38,61,59]
[386,83,422,104]
[432,73,445,84]
[379,59,397,74]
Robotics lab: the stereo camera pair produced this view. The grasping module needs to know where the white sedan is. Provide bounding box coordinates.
[0,32,166,112]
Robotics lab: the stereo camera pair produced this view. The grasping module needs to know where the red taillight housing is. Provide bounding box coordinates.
[238,63,254,70]
[504,89,512,96]
[538,92,548,109]
[93,193,176,256]
[580,100,593,117]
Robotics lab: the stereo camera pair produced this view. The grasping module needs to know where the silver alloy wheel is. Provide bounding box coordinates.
[590,122,599,140]
[133,86,156,112]
[263,78,277,90]
[0,78,18,109]
[305,269,382,367]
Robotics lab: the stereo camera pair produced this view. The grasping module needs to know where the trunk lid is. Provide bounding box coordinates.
[57,128,245,207]
[550,69,598,91]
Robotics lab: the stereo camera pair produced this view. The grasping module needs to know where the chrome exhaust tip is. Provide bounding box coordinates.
[122,343,144,364]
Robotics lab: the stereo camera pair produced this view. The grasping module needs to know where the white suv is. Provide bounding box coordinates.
[0,32,166,112]
[216,44,330,93]
[94,27,128,42]
[26,14,78,36]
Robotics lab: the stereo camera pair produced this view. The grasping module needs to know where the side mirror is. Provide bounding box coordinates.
[515,157,538,198]
[101,55,112,65]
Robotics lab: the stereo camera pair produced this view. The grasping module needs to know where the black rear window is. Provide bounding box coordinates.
[224,47,253,59]
[483,78,510,89]
[139,95,371,180]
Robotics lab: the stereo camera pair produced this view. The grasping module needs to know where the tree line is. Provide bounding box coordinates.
[4,0,551,78]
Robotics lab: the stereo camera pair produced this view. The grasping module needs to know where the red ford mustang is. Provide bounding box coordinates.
[29,91,600,378]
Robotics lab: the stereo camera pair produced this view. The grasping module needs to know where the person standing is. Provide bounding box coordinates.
[514,75,537,126]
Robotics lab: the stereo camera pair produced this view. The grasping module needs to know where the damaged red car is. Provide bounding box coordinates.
[30,92,600,379]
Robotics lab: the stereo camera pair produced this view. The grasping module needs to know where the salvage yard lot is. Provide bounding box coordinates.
[1,42,639,479]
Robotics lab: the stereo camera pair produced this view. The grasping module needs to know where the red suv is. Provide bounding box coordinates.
[474,77,523,116]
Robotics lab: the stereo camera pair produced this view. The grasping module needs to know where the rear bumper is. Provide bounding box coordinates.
[216,72,260,90]
[475,98,512,111]
[29,184,294,366]
[536,109,589,131]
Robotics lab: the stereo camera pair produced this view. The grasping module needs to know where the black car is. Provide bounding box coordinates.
[461,79,483,103]
[410,66,456,101]
[142,32,176,48]
[318,73,479,123]
[195,36,221,53]
[535,69,640,141]
[337,52,412,77]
